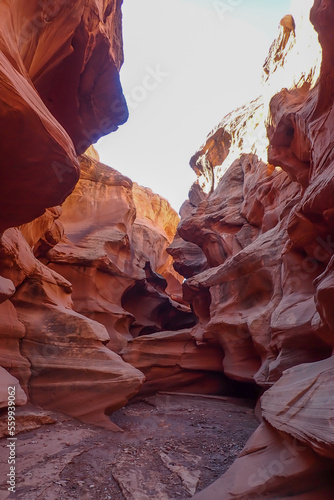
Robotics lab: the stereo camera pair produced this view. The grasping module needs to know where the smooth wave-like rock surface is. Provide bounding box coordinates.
[0,150,197,427]
[1,0,334,498]
[0,226,145,428]
[262,356,334,460]
[121,329,227,397]
[192,423,334,500]
[172,1,334,497]
[48,153,193,348]
[0,0,127,231]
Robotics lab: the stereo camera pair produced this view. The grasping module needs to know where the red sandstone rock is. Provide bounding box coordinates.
[0,149,196,427]
[47,154,193,349]
[261,357,334,459]
[167,183,209,287]
[0,276,15,303]
[0,369,27,409]
[1,0,334,496]
[20,207,64,258]
[192,423,334,499]
[0,227,145,428]
[315,254,334,345]
[171,2,334,497]
[121,329,226,396]
[0,0,127,231]
[174,2,330,384]
[180,155,328,386]
[0,404,57,438]
[0,300,30,393]
[132,183,184,301]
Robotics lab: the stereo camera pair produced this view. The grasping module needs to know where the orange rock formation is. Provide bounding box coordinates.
[0,0,127,231]
[1,0,334,498]
[0,147,194,427]
[176,1,334,497]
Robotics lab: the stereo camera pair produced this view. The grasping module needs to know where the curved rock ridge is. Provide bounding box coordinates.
[167,1,334,498]
[0,0,127,231]
[0,227,144,428]
[0,149,199,428]
[121,329,227,397]
[261,356,334,459]
[190,0,321,196]
[47,154,193,349]
[192,423,334,500]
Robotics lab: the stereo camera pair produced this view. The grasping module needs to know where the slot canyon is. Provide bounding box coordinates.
[1,0,334,498]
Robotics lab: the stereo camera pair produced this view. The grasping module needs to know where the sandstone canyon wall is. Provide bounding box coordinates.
[174,1,334,498]
[1,0,334,499]
[0,0,128,231]
[0,0,145,430]
[0,141,202,428]
[0,0,198,430]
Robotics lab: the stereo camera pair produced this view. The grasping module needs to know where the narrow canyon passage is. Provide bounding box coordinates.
[1,1,334,499]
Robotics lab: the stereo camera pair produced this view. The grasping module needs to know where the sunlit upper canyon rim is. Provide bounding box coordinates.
[1,0,334,499]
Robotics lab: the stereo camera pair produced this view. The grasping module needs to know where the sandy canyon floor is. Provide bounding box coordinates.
[0,394,258,500]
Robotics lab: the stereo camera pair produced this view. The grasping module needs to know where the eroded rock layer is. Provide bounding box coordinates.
[0,226,145,429]
[47,153,193,343]
[170,0,334,498]
[121,329,227,397]
[0,150,197,427]
[0,0,127,231]
[1,0,334,498]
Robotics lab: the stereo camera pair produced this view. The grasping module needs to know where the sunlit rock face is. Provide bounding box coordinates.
[171,0,334,497]
[47,154,193,351]
[0,147,195,426]
[0,0,149,429]
[178,0,326,388]
[190,0,321,196]
[0,0,127,231]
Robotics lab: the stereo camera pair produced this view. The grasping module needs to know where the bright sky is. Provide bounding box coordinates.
[96,0,293,212]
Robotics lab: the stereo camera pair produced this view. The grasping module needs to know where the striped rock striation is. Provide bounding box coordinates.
[171,0,334,498]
